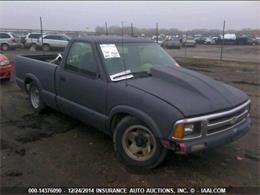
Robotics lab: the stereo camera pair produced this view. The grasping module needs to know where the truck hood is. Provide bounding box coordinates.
[127,66,248,117]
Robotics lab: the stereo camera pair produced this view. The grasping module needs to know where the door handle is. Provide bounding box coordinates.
[60,77,66,82]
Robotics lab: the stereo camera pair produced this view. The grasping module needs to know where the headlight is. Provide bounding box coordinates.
[184,123,194,136]
[172,122,200,139]
[0,60,10,66]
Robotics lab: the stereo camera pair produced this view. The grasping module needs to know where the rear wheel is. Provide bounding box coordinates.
[29,82,45,113]
[113,116,167,169]
[1,43,9,51]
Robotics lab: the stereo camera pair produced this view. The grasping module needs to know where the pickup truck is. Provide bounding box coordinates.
[15,36,251,169]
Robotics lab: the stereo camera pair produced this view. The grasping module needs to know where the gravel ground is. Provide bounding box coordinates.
[167,45,260,63]
[0,49,259,193]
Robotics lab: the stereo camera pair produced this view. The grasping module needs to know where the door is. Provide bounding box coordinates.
[56,41,107,130]
[58,36,69,48]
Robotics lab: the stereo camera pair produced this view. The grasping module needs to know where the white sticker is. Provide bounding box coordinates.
[100,44,120,59]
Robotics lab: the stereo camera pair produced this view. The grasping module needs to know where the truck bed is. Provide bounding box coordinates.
[21,54,60,62]
[15,54,60,109]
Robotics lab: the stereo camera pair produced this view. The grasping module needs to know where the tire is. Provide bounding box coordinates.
[30,43,37,51]
[113,116,167,169]
[29,82,45,113]
[42,44,50,51]
[1,43,9,51]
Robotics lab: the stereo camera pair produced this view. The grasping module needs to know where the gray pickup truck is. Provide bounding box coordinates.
[15,36,251,169]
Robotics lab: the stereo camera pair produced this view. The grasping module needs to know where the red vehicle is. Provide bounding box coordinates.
[0,54,12,81]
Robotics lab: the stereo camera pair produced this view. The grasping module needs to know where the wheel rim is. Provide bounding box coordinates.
[43,45,49,51]
[2,45,8,51]
[122,125,157,161]
[30,86,40,109]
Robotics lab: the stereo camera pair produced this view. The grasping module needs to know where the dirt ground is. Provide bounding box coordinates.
[0,49,260,191]
[167,45,260,63]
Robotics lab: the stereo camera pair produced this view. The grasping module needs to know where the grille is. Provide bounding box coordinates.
[205,103,249,135]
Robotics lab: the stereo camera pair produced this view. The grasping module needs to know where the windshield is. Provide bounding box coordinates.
[99,43,177,81]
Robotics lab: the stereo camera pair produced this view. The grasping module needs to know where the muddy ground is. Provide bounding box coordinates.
[0,49,260,192]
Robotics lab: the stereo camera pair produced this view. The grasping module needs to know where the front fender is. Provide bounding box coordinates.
[108,105,162,138]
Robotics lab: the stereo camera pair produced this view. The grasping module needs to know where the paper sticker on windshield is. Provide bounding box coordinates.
[100,44,120,59]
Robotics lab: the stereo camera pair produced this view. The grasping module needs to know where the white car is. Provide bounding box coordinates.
[37,34,71,51]
[0,32,20,51]
[25,33,45,48]
[204,37,216,45]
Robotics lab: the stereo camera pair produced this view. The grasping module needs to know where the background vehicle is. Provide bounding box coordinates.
[182,38,196,47]
[162,39,181,49]
[24,33,44,48]
[0,53,12,81]
[15,36,251,169]
[195,37,206,44]
[215,34,237,45]
[37,34,71,51]
[204,37,216,45]
[0,32,20,51]
[236,36,257,45]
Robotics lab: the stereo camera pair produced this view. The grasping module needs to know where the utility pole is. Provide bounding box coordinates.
[220,20,226,61]
[121,21,124,37]
[105,21,108,35]
[131,23,134,37]
[156,22,159,43]
[40,17,43,52]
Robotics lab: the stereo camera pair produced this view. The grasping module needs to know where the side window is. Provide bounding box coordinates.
[29,34,41,39]
[44,35,53,40]
[65,42,97,76]
[0,33,10,39]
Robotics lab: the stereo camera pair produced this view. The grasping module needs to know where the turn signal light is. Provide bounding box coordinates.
[172,123,184,139]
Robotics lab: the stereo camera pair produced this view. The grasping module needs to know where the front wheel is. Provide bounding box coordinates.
[42,44,50,51]
[29,82,45,113]
[113,116,167,169]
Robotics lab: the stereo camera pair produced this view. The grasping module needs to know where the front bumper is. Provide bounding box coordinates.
[161,117,251,154]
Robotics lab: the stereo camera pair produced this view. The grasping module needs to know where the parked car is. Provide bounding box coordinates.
[37,34,71,51]
[162,39,181,49]
[204,37,215,45]
[255,37,260,44]
[182,38,196,47]
[194,37,206,44]
[152,37,165,46]
[0,53,12,81]
[15,36,251,169]
[24,33,44,48]
[236,36,257,45]
[215,34,237,45]
[0,32,20,51]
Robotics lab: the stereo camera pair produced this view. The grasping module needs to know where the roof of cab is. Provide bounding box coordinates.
[72,35,153,43]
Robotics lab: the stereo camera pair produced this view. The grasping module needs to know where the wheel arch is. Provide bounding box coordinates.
[24,73,43,93]
[108,105,162,138]
[1,42,9,49]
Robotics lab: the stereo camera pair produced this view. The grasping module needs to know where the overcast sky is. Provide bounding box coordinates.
[0,1,259,31]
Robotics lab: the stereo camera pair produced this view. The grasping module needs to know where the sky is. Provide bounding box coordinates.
[0,1,260,31]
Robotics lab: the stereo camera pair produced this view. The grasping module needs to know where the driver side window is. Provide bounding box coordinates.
[65,42,97,76]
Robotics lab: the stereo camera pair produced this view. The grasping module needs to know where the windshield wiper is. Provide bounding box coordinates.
[131,71,152,77]
[110,70,151,81]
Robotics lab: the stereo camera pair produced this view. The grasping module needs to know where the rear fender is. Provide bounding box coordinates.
[25,73,43,91]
